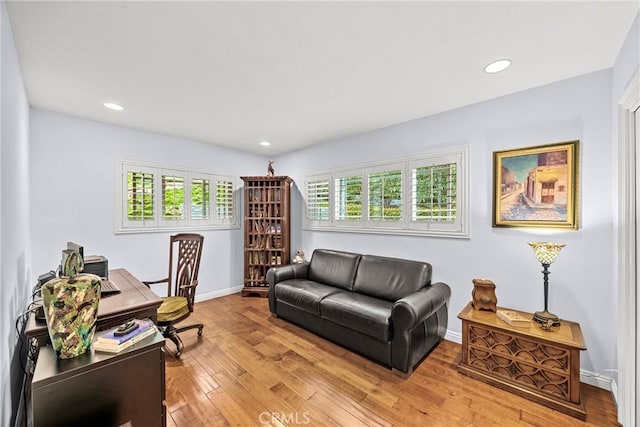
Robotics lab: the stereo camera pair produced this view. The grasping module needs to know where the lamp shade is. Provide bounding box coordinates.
[528,241,565,265]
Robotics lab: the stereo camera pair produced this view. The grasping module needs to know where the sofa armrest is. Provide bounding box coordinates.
[392,282,451,331]
[391,282,451,375]
[267,263,310,314]
[267,262,310,286]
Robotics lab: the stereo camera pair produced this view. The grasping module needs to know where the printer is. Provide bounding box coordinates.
[83,255,109,278]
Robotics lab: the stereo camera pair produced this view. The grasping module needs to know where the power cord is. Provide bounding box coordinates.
[15,304,41,375]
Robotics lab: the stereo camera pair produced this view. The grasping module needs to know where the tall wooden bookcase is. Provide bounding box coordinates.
[241,176,292,297]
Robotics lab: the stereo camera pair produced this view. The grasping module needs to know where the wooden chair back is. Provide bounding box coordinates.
[168,233,204,312]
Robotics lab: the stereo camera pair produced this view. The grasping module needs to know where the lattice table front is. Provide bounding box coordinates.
[458,303,586,420]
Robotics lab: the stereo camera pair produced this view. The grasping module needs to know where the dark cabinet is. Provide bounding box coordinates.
[31,332,166,427]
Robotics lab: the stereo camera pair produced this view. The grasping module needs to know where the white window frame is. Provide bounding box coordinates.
[407,152,463,234]
[214,178,236,226]
[122,164,158,229]
[189,172,213,226]
[116,160,239,234]
[366,162,404,229]
[304,174,332,228]
[333,170,365,228]
[303,145,469,238]
[159,168,188,228]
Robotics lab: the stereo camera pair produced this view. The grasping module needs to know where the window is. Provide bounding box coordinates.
[411,163,456,222]
[215,179,235,223]
[303,145,469,238]
[305,175,331,226]
[127,170,155,224]
[191,178,211,221]
[117,160,238,233]
[368,166,402,224]
[335,174,363,223]
[161,172,186,225]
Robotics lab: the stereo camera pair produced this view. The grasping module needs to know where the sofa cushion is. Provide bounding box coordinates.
[320,291,393,341]
[353,255,432,302]
[308,249,361,291]
[275,279,341,315]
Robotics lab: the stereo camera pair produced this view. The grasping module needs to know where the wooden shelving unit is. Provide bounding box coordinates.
[241,176,292,297]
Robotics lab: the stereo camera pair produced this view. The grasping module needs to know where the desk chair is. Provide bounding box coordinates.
[144,233,204,357]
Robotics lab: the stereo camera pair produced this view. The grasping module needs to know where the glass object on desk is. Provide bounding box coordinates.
[41,272,101,359]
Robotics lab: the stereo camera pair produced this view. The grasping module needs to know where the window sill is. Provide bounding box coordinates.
[303,224,470,239]
[115,224,240,234]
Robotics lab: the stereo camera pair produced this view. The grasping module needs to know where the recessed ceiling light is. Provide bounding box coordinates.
[259,141,271,146]
[104,102,124,111]
[484,59,512,74]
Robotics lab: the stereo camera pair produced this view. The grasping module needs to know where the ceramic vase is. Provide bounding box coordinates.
[41,273,101,359]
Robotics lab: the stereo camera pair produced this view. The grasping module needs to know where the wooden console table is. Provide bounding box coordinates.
[458,302,586,420]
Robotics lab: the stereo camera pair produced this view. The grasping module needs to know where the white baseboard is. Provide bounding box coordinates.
[610,378,618,407]
[443,330,615,393]
[195,285,243,302]
[444,330,462,344]
[580,369,616,393]
[445,330,462,344]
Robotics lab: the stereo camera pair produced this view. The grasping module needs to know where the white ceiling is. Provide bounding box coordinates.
[6,1,639,155]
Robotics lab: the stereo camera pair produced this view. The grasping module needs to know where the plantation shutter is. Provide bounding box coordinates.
[159,169,187,227]
[215,179,235,222]
[306,178,330,221]
[334,174,363,223]
[190,177,211,222]
[123,165,158,229]
[411,163,457,223]
[368,166,402,223]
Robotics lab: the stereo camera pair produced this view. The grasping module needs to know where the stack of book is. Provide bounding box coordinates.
[93,318,157,353]
[496,309,531,327]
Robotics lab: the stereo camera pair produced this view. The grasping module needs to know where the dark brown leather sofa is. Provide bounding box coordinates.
[267,249,451,376]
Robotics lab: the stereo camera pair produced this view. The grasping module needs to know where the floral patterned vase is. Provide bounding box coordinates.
[41,273,101,359]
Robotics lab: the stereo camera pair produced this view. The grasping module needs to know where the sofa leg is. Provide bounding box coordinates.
[392,367,413,379]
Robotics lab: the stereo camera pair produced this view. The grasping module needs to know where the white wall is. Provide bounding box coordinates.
[276,69,616,375]
[29,110,267,298]
[612,13,639,101]
[0,1,31,425]
[611,11,639,425]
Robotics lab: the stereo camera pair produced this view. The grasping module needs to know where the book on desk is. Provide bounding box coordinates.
[93,318,157,353]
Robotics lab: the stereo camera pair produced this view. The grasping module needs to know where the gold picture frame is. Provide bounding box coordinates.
[492,140,579,229]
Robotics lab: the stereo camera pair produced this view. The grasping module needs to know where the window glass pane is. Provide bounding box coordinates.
[368,170,402,221]
[216,180,234,219]
[412,163,457,222]
[191,178,210,220]
[335,175,362,220]
[306,179,330,220]
[127,171,154,221]
[162,175,185,220]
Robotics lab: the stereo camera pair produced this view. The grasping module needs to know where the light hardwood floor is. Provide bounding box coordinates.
[164,294,619,426]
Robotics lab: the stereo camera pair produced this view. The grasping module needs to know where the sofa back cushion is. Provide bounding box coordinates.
[308,249,361,291]
[353,255,432,301]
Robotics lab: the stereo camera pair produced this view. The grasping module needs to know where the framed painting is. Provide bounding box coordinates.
[492,140,579,229]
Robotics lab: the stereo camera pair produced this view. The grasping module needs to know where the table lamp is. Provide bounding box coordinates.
[528,241,565,327]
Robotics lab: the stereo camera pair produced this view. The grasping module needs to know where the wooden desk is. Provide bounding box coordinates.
[458,302,586,420]
[25,268,162,345]
[31,330,166,427]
